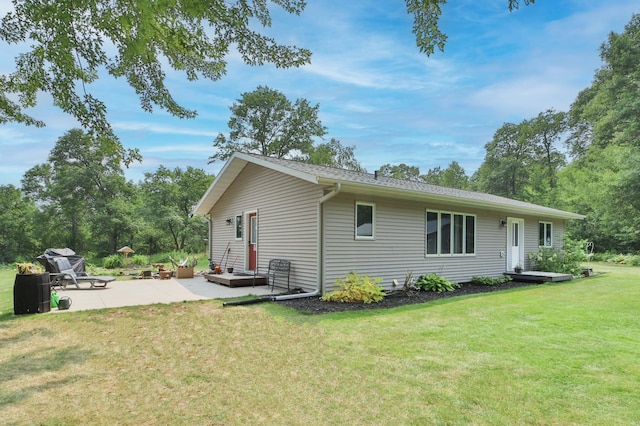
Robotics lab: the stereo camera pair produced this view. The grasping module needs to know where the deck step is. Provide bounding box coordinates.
[506,271,573,283]
[205,273,267,287]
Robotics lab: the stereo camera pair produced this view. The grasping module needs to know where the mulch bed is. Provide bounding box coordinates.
[275,280,546,314]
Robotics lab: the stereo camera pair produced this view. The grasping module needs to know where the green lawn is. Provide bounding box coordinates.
[1,263,639,425]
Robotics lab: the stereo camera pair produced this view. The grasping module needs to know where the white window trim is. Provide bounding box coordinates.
[425,209,476,257]
[355,201,375,240]
[539,221,553,247]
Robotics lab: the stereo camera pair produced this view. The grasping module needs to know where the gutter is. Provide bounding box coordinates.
[316,179,585,220]
[272,183,342,301]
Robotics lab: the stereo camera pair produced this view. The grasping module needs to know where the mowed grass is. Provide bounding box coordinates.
[1,263,639,424]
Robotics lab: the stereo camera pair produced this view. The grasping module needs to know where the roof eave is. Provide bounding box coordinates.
[317,178,585,220]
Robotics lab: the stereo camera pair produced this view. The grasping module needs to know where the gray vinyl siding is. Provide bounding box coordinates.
[207,163,322,292]
[322,193,568,292]
[524,218,565,270]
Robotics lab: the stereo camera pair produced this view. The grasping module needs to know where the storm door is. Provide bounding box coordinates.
[507,217,525,271]
[248,212,258,270]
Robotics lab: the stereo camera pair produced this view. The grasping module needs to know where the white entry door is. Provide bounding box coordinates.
[507,217,525,271]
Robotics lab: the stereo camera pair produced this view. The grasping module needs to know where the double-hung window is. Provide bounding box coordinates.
[539,222,553,247]
[355,202,375,240]
[426,210,475,256]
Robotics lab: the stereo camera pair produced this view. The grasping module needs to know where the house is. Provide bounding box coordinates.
[193,152,584,294]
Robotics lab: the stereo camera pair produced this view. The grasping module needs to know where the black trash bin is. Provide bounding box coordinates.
[14,272,51,315]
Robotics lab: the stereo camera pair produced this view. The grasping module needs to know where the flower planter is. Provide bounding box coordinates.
[176,266,194,279]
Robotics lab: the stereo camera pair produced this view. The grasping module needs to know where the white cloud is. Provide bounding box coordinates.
[142,143,212,154]
[114,121,218,138]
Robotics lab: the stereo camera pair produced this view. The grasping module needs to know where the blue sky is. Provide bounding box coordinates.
[1,1,639,186]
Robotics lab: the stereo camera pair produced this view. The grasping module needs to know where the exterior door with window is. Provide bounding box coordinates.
[507,217,525,271]
[248,212,257,270]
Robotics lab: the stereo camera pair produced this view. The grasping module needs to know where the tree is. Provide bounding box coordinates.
[378,163,422,182]
[21,129,137,255]
[1,0,311,156]
[0,185,39,263]
[210,86,327,162]
[562,14,640,252]
[422,161,469,189]
[300,138,364,172]
[22,162,90,252]
[475,109,569,205]
[474,122,535,200]
[138,166,213,252]
[558,145,640,253]
[516,109,568,207]
[568,14,640,153]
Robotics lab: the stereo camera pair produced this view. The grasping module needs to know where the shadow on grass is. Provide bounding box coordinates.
[0,326,54,349]
[0,344,93,406]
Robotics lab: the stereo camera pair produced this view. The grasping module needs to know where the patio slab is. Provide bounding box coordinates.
[50,275,281,312]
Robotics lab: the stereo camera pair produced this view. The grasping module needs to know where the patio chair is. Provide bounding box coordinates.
[266,259,291,291]
[51,257,116,289]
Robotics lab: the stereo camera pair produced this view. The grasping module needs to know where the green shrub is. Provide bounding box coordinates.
[150,251,195,266]
[321,272,386,304]
[130,254,150,266]
[415,273,459,292]
[606,253,629,263]
[599,253,640,265]
[529,235,586,276]
[470,275,512,286]
[103,254,124,269]
[150,252,181,264]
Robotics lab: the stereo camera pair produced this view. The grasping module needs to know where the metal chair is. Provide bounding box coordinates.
[267,259,291,291]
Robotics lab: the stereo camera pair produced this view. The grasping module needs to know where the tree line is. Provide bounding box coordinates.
[0,129,213,263]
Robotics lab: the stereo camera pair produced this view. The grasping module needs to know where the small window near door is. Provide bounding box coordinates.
[355,202,375,240]
[539,222,553,247]
[235,214,242,240]
[250,215,257,245]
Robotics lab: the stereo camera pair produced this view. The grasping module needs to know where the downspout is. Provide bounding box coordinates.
[273,183,341,301]
[207,214,215,271]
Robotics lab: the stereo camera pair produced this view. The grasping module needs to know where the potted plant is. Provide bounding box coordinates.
[514,264,523,273]
[16,262,41,274]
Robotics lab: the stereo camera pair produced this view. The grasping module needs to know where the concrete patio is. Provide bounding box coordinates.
[50,275,282,312]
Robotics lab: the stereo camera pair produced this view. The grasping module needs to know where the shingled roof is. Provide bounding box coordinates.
[194,152,585,220]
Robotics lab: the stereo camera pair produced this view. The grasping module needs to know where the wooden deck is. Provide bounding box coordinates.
[506,271,573,283]
[205,272,266,288]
